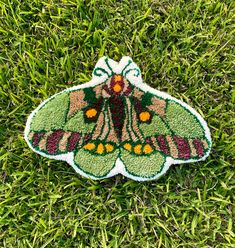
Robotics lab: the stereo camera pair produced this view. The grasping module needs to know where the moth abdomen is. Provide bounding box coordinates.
[109,96,125,141]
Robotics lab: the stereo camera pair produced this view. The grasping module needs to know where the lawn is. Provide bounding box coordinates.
[0,0,235,247]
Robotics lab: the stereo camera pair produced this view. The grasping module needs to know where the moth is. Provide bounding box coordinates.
[24,56,212,181]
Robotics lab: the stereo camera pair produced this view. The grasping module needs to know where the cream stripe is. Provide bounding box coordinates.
[59,132,71,152]
[28,131,34,141]
[99,108,109,140]
[79,134,84,146]
[166,136,178,158]
[202,139,209,149]
[121,114,131,142]
[151,137,160,150]
[126,98,138,142]
[68,91,87,118]
[106,106,119,144]
[189,139,197,157]
[131,104,144,143]
[92,109,105,140]
[38,131,53,150]
[122,78,129,93]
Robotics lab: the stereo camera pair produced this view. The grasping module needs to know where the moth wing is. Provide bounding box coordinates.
[25,85,103,156]
[163,99,211,160]
[25,84,121,178]
[134,88,211,160]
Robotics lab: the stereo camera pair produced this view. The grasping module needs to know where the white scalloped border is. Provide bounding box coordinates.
[24,56,212,181]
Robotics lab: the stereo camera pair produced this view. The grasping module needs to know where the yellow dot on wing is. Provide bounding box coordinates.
[105,144,114,153]
[134,144,142,155]
[139,111,151,122]
[143,144,153,154]
[123,143,132,151]
[96,143,104,154]
[86,108,97,118]
[83,143,96,151]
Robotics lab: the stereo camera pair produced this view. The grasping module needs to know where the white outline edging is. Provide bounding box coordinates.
[24,56,212,181]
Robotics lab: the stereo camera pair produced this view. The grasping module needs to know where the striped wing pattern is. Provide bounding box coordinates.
[28,130,90,155]
[149,135,209,159]
[28,130,209,160]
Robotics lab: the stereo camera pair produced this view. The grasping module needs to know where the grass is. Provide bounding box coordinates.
[0,0,235,247]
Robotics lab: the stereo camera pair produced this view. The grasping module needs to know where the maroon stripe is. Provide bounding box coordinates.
[193,139,204,157]
[84,133,91,143]
[103,85,112,95]
[47,130,64,154]
[68,132,81,151]
[32,132,44,147]
[174,136,191,159]
[124,85,133,96]
[109,96,125,141]
[157,135,170,155]
[133,97,143,113]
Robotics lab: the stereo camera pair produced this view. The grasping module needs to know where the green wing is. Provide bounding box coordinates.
[30,92,70,132]
[26,87,100,156]
[136,90,211,160]
[26,85,119,178]
[119,87,211,179]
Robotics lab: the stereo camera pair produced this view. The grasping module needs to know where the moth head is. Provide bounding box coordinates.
[103,74,133,97]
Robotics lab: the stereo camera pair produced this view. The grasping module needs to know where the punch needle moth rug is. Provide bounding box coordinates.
[24,56,212,181]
